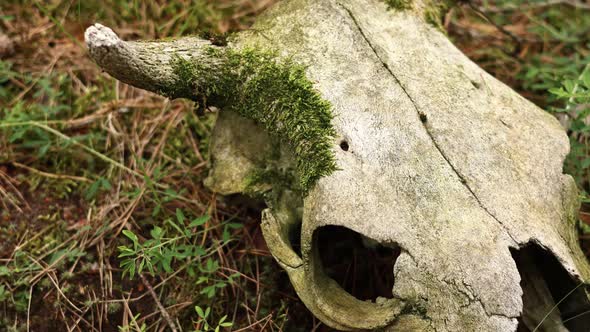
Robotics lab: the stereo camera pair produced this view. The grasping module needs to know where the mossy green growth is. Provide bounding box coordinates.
[243,166,300,200]
[171,47,337,193]
[383,0,413,10]
[381,0,455,30]
[423,0,455,30]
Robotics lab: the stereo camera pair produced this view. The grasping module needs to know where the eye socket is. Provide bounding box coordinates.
[340,140,350,151]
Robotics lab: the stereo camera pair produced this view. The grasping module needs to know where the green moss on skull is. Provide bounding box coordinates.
[240,136,304,205]
[244,166,300,199]
[381,0,455,31]
[170,47,336,193]
[383,0,413,10]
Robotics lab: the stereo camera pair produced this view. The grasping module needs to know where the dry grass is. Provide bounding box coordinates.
[1,0,590,331]
[0,1,326,331]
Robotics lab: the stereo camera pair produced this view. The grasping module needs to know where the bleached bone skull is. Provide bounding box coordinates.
[85,0,590,330]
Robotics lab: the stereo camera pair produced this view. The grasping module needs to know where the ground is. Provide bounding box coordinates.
[0,0,590,331]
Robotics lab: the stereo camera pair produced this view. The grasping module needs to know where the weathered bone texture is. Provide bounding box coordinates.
[85,23,219,100]
[86,0,590,331]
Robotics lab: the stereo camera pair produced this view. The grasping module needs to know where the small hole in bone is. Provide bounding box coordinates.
[316,225,400,301]
[340,140,350,151]
[511,243,590,332]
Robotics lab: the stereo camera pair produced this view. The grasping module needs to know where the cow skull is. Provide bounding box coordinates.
[85,0,590,330]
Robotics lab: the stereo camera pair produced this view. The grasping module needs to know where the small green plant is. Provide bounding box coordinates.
[549,63,590,193]
[86,176,112,200]
[0,285,7,302]
[193,305,233,332]
[118,210,212,279]
[118,208,242,299]
[549,64,590,235]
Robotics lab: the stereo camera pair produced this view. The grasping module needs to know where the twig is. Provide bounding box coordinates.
[478,0,590,12]
[0,169,28,211]
[121,293,143,332]
[136,302,192,323]
[467,2,522,56]
[0,184,22,212]
[29,258,83,313]
[139,274,178,332]
[12,162,92,183]
[232,314,272,332]
[26,285,33,332]
[32,1,85,50]
[63,99,164,129]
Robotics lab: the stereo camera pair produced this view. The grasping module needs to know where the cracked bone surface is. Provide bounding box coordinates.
[86,0,590,330]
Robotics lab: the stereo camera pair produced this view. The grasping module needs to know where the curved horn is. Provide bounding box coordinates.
[84,23,220,100]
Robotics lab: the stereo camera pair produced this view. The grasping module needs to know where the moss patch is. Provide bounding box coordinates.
[383,0,413,10]
[244,166,299,198]
[170,47,336,193]
[382,0,455,30]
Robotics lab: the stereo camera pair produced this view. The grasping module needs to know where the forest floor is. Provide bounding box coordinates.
[1,1,590,331]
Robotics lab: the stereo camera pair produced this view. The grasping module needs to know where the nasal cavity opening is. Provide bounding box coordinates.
[511,243,590,332]
[316,225,400,301]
